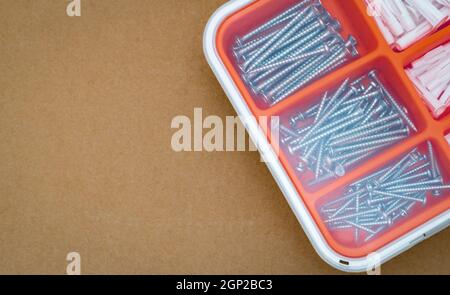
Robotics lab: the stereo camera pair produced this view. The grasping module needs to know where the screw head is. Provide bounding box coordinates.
[316,16,327,30]
[376,98,390,115]
[334,163,346,177]
[432,190,442,197]
[290,112,304,126]
[353,106,365,116]
[237,61,247,73]
[327,146,335,157]
[349,82,365,95]
[424,169,433,179]
[234,36,243,48]
[232,49,242,63]
[368,69,378,80]
[329,19,341,31]
[322,42,331,54]
[319,9,332,22]
[324,155,333,167]
[296,162,305,173]
[311,0,324,9]
[420,196,427,205]
[298,155,311,165]
[432,177,443,196]
[280,136,291,145]
[287,145,296,155]
[399,208,409,217]
[386,217,393,225]
[261,92,272,104]
[403,126,410,136]
[349,85,361,96]
[347,35,357,48]
[241,72,251,85]
[326,26,341,41]
[344,35,358,57]
[310,4,322,18]
[242,74,260,95]
[409,151,421,163]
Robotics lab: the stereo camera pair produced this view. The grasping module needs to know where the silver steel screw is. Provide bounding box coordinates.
[368,70,417,132]
[294,36,357,87]
[279,125,302,139]
[248,44,330,74]
[244,7,318,71]
[328,113,401,142]
[331,134,408,154]
[370,190,427,205]
[324,208,382,223]
[237,0,312,44]
[261,16,329,54]
[388,185,450,194]
[315,140,325,179]
[264,42,337,98]
[298,140,320,166]
[299,85,358,144]
[332,127,407,149]
[427,141,443,196]
[329,140,394,163]
[261,24,337,68]
[330,119,403,146]
[313,91,329,123]
[253,58,306,94]
[234,29,280,61]
[269,42,349,104]
[380,171,432,188]
[377,149,418,184]
[385,179,443,191]
[289,112,305,127]
[297,108,365,149]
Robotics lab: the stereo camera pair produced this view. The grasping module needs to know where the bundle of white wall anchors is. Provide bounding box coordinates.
[406,42,450,118]
[366,0,450,50]
[321,142,449,243]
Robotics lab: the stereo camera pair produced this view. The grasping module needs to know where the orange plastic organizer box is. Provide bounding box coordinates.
[215,0,450,260]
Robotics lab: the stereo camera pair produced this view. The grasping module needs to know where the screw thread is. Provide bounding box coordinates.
[240,0,311,43]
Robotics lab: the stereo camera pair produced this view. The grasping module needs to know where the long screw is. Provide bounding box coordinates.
[238,0,312,44]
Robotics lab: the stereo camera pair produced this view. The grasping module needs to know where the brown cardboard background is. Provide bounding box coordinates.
[0,0,448,274]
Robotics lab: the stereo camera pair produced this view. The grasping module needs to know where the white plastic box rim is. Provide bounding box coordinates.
[203,0,450,272]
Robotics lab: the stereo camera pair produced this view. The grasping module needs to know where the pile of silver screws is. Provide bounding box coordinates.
[321,143,449,243]
[279,70,418,186]
[232,0,359,106]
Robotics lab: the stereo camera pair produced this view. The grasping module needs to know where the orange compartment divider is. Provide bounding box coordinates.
[216,0,449,258]
[444,115,450,127]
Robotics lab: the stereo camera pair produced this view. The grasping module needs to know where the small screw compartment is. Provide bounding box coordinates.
[216,0,378,110]
[272,60,425,195]
[314,141,450,258]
